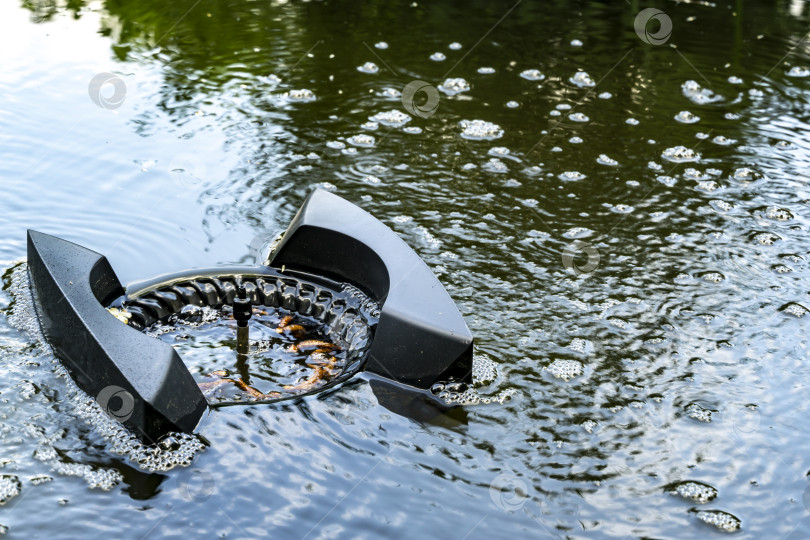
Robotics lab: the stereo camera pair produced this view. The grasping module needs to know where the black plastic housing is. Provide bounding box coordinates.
[270,189,473,388]
[27,231,208,443]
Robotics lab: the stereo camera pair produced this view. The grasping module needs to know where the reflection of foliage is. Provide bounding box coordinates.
[22,0,84,22]
[21,0,809,83]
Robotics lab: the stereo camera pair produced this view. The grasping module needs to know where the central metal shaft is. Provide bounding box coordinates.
[233,285,252,355]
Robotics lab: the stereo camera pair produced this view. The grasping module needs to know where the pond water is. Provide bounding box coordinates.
[1,0,810,537]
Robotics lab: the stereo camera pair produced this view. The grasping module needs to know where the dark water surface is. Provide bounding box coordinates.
[1,0,810,537]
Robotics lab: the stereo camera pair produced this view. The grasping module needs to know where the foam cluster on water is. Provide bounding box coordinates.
[357,62,379,74]
[674,110,700,124]
[712,135,736,146]
[438,77,470,96]
[681,80,724,104]
[427,353,516,406]
[685,403,714,422]
[786,66,809,78]
[779,302,808,317]
[569,71,595,88]
[283,89,316,102]
[482,158,508,173]
[673,481,718,503]
[764,206,793,221]
[8,264,207,474]
[34,440,123,491]
[348,134,375,147]
[370,110,411,127]
[597,154,619,166]
[559,171,586,181]
[694,510,741,532]
[751,231,781,245]
[0,475,21,505]
[662,146,701,163]
[50,461,122,491]
[545,359,583,381]
[731,167,761,182]
[520,69,545,81]
[459,119,504,140]
[377,87,401,99]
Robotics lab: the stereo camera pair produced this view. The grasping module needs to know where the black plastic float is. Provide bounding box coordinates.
[26,189,473,442]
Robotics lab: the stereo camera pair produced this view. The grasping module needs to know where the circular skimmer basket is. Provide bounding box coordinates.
[115,270,380,405]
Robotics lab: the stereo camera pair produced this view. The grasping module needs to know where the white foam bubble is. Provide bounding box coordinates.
[545,359,583,381]
[786,66,809,78]
[694,510,740,532]
[438,77,470,96]
[681,80,724,104]
[674,481,718,503]
[520,69,545,81]
[348,134,376,147]
[559,171,586,181]
[283,89,316,102]
[569,71,595,88]
[459,119,504,140]
[597,154,619,166]
[370,110,411,127]
[0,475,21,505]
[662,146,701,163]
[674,110,700,124]
[685,403,714,422]
[357,62,379,74]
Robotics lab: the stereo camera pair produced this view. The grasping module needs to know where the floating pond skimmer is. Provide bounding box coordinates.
[27,189,473,443]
